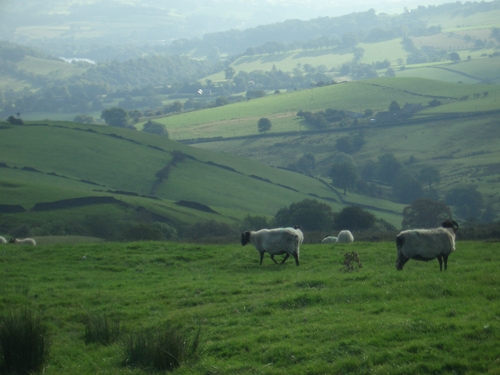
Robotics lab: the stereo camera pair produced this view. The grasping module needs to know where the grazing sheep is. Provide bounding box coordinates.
[336,230,354,243]
[395,219,459,271]
[241,228,301,266]
[321,235,337,244]
[0,236,6,244]
[9,237,37,246]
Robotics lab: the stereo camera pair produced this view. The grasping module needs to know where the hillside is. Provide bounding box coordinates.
[143,77,500,223]
[0,121,405,240]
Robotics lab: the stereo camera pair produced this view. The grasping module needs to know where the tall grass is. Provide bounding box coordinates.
[83,312,122,345]
[0,308,50,375]
[123,325,202,372]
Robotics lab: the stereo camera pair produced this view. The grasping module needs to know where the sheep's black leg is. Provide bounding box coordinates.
[259,252,264,265]
[280,253,290,265]
[437,256,443,271]
[270,254,279,264]
[443,255,448,271]
[292,253,299,266]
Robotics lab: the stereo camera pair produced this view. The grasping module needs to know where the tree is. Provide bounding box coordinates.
[215,96,228,107]
[73,114,95,124]
[142,120,169,137]
[258,117,272,133]
[449,52,461,62]
[375,153,403,184]
[100,107,129,128]
[392,172,423,203]
[402,198,452,229]
[333,206,376,231]
[389,100,401,111]
[274,199,334,231]
[330,161,358,195]
[419,166,441,189]
[445,186,484,220]
[224,66,235,80]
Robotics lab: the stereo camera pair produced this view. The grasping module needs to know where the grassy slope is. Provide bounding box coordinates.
[166,77,500,218]
[0,240,499,374]
[2,121,401,229]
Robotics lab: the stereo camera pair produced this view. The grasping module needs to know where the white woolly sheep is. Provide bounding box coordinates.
[395,219,459,271]
[0,236,6,244]
[241,227,301,266]
[336,230,354,243]
[9,237,37,246]
[321,235,337,244]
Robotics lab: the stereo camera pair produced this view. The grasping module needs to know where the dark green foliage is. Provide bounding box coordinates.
[402,198,453,229]
[331,161,358,195]
[100,107,130,128]
[375,153,403,184]
[334,206,376,231]
[287,153,316,173]
[83,312,121,345]
[0,308,50,375]
[257,117,272,133]
[123,325,202,372]
[419,166,441,189]
[240,214,271,231]
[392,172,423,203]
[121,223,166,241]
[445,186,484,220]
[142,120,169,137]
[388,100,401,111]
[6,115,23,125]
[73,114,96,124]
[274,198,334,231]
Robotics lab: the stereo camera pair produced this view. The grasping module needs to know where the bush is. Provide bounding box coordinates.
[83,312,122,345]
[0,308,50,375]
[123,324,202,372]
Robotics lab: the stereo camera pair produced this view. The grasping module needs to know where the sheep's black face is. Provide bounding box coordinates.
[8,238,15,244]
[441,219,459,233]
[241,231,250,246]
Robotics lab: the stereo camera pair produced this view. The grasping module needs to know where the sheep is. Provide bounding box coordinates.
[8,237,37,246]
[0,236,6,244]
[321,235,337,244]
[395,219,459,271]
[241,227,300,266]
[336,230,354,243]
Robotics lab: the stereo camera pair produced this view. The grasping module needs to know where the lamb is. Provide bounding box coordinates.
[0,236,6,244]
[241,227,301,266]
[395,219,459,271]
[336,230,354,243]
[8,237,37,246]
[321,235,337,244]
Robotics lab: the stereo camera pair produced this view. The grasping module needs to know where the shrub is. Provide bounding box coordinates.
[0,308,50,375]
[123,324,202,372]
[83,312,122,345]
[340,252,363,272]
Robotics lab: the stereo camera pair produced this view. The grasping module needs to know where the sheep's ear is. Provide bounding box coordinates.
[452,221,459,231]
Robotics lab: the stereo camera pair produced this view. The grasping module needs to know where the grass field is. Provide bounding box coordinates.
[0,239,499,374]
[1,120,407,232]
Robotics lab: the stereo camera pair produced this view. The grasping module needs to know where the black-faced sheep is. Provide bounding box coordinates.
[337,230,354,243]
[241,228,301,266]
[9,237,37,246]
[395,219,459,271]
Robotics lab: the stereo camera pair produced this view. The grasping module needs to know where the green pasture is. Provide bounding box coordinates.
[0,240,499,374]
[3,121,403,230]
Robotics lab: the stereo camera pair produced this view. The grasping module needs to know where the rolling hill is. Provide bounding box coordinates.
[0,121,405,240]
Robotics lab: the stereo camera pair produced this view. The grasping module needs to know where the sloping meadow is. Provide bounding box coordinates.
[0,239,499,374]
